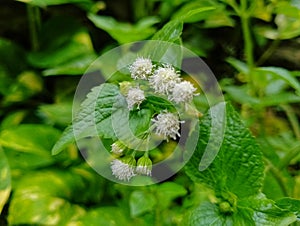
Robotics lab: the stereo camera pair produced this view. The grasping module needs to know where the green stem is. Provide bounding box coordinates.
[278,144,300,170]
[264,157,290,197]
[256,39,281,66]
[280,104,300,140]
[27,5,41,51]
[240,0,254,69]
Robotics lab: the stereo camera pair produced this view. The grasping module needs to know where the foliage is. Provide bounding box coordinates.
[0,0,300,225]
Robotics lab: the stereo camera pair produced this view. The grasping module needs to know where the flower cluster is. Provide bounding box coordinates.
[125,57,198,110]
[110,57,199,181]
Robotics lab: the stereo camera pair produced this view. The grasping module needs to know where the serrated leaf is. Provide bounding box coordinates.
[129,190,156,217]
[0,149,11,214]
[276,198,300,220]
[186,194,297,226]
[52,83,120,155]
[238,194,297,226]
[185,102,264,198]
[186,201,237,226]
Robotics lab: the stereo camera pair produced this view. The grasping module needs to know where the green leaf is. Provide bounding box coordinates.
[12,167,104,203]
[51,83,120,155]
[0,38,26,78]
[226,58,249,75]
[42,53,97,76]
[0,125,61,168]
[27,16,95,70]
[0,124,61,156]
[256,67,300,95]
[151,20,183,43]
[186,194,297,226]
[129,190,156,217]
[173,5,216,23]
[185,102,264,198]
[74,207,130,226]
[224,86,260,105]
[157,182,187,209]
[0,148,11,214]
[238,194,297,226]
[276,198,300,220]
[172,0,234,27]
[142,20,184,66]
[38,102,72,126]
[8,193,85,225]
[186,201,237,226]
[17,0,92,7]
[88,14,159,44]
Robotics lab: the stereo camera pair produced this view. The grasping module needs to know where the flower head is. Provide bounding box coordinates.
[151,111,183,141]
[111,156,136,181]
[169,81,198,104]
[136,155,152,176]
[129,57,153,80]
[126,87,145,110]
[111,141,125,155]
[149,65,181,95]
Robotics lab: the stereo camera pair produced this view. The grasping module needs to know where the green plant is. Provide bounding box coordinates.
[0,0,300,225]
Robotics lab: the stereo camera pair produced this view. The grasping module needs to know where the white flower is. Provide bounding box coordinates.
[111,158,136,181]
[111,142,124,155]
[129,57,153,80]
[151,111,183,141]
[136,155,152,176]
[149,65,181,95]
[126,87,145,110]
[169,81,198,104]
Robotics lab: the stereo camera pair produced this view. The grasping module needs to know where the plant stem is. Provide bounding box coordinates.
[240,0,254,70]
[256,39,281,66]
[281,104,300,140]
[27,5,41,51]
[278,144,300,170]
[264,157,290,197]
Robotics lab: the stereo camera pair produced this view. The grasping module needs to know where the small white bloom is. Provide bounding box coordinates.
[136,155,152,176]
[151,111,183,141]
[169,81,198,104]
[126,87,145,110]
[149,64,181,95]
[129,57,153,80]
[111,159,136,181]
[111,142,124,155]
[136,165,152,176]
